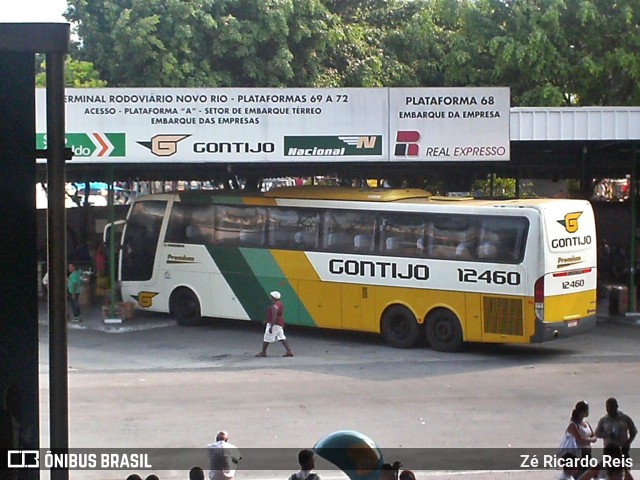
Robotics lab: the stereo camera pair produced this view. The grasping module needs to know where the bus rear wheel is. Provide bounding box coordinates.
[426,309,463,352]
[381,305,421,348]
[170,288,202,326]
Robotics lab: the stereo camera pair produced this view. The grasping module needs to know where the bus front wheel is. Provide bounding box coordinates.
[170,288,202,326]
[381,305,420,348]
[426,309,463,352]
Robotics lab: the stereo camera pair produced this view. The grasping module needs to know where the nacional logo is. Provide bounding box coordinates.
[137,134,191,157]
[284,135,382,157]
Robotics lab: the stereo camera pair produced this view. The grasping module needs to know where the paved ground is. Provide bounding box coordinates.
[36,294,640,480]
[38,290,640,334]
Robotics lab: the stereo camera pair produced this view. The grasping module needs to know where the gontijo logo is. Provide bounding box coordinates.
[557,212,582,233]
[137,134,191,157]
[285,135,382,156]
[132,291,158,308]
[551,211,592,249]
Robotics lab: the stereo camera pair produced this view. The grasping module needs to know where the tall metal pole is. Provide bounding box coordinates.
[47,50,69,480]
[108,165,117,317]
[629,145,638,313]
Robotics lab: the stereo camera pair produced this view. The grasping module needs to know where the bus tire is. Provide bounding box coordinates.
[380,305,420,349]
[426,309,463,352]
[170,288,202,326]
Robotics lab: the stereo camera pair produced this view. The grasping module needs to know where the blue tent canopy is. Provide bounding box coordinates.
[73,182,124,191]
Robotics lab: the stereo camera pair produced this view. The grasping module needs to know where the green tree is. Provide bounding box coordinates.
[455,0,640,106]
[472,175,536,198]
[560,0,640,105]
[35,56,107,87]
[66,0,337,87]
[63,0,640,104]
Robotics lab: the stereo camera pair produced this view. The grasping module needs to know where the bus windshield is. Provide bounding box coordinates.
[121,200,166,281]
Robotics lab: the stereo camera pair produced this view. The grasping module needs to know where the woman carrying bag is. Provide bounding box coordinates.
[566,401,597,459]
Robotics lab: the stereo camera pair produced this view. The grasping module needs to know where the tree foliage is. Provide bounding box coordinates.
[35,56,107,88]
[63,0,640,105]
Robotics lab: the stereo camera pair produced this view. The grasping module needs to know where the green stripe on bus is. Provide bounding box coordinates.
[240,249,316,327]
[206,246,265,322]
[205,246,315,326]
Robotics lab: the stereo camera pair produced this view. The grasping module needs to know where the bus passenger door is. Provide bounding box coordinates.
[297,280,342,329]
[341,285,375,332]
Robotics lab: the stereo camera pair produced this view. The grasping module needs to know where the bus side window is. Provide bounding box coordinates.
[238,208,266,247]
[475,216,529,263]
[455,226,477,259]
[322,210,375,253]
[419,222,435,256]
[325,232,352,250]
[354,234,373,251]
[212,206,265,247]
[294,230,316,248]
[385,236,403,251]
[477,239,498,259]
[239,229,266,246]
[268,207,319,250]
[165,203,188,243]
[380,213,425,257]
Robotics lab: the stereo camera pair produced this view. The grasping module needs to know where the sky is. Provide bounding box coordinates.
[1,0,68,23]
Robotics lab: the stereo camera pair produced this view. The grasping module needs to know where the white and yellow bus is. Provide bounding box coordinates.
[113,186,597,351]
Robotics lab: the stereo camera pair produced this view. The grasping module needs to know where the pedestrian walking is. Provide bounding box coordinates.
[207,430,241,480]
[595,398,637,456]
[255,291,293,357]
[67,262,82,322]
[287,449,320,480]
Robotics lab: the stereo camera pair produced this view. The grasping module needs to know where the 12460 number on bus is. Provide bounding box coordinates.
[457,268,521,285]
[562,279,584,289]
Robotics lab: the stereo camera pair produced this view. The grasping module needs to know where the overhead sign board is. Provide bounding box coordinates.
[35,87,510,164]
[389,87,510,161]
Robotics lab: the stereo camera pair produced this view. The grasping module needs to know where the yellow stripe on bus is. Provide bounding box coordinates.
[545,289,597,322]
[271,247,472,334]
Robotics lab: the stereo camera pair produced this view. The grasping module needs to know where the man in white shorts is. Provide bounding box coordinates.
[255,291,293,357]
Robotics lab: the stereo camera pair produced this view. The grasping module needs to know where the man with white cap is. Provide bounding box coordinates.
[255,290,293,357]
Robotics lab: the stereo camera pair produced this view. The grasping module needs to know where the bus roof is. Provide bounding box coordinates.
[265,186,432,202]
[142,188,590,210]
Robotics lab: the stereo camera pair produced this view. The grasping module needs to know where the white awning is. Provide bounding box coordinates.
[510,107,640,141]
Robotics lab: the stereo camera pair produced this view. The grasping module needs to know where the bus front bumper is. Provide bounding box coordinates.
[530,315,597,343]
